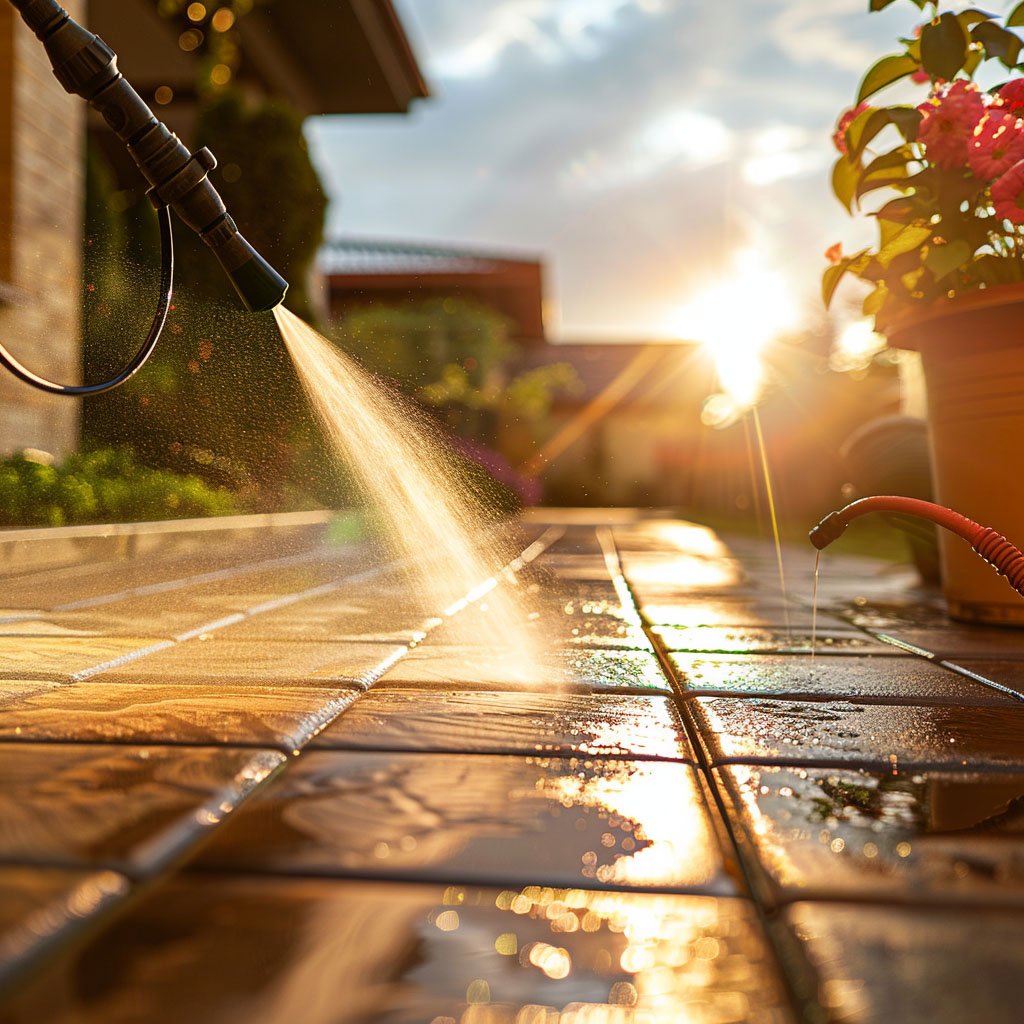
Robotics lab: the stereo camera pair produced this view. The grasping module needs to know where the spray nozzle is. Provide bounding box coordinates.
[0,0,288,395]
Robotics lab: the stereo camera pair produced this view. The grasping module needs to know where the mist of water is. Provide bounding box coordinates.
[274,306,543,682]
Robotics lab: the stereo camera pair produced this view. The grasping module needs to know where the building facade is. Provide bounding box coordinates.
[0,0,85,456]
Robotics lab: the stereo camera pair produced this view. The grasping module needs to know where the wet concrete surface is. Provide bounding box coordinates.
[0,511,1021,1021]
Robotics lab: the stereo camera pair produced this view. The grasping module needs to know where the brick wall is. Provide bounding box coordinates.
[0,1,85,457]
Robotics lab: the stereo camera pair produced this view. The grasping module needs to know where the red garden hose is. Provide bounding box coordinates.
[809,496,1024,599]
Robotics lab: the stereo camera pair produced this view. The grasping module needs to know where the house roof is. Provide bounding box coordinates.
[320,237,539,277]
[88,0,428,117]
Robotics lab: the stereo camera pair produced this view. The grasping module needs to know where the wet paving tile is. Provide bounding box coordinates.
[652,625,895,656]
[865,624,1024,660]
[689,696,1024,770]
[0,680,64,707]
[0,636,173,681]
[780,901,1024,1024]
[641,598,847,631]
[376,645,672,692]
[311,690,692,760]
[209,609,434,645]
[99,638,408,689]
[668,654,1015,706]
[718,764,1024,906]
[0,744,283,876]
[196,751,734,894]
[945,659,1024,700]
[4,876,793,1024]
[0,866,129,997]
[0,682,359,751]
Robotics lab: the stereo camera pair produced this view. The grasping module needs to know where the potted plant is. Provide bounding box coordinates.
[825,0,1024,624]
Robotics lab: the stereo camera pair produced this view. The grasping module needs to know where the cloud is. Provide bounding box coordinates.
[312,0,919,338]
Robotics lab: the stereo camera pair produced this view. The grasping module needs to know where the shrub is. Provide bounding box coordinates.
[0,448,240,528]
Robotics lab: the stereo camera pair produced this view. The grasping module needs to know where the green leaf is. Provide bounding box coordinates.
[874,196,925,223]
[972,21,1022,68]
[822,248,870,309]
[957,10,993,30]
[832,155,860,213]
[887,106,923,142]
[855,165,911,202]
[844,105,879,159]
[869,0,899,10]
[1008,2,1024,28]
[876,223,932,267]
[847,106,922,159]
[857,53,920,104]
[862,280,890,316]
[924,239,973,280]
[921,13,969,80]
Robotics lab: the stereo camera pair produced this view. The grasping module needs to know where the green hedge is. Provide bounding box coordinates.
[0,448,239,528]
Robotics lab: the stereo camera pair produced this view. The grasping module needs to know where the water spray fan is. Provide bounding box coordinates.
[1,0,288,395]
[810,496,1024,600]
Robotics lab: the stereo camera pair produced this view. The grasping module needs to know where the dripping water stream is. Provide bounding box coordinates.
[751,406,792,641]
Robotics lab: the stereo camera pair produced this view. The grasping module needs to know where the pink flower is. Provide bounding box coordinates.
[911,68,930,84]
[832,101,869,155]
[918,81,985,169]
[997,78,1024,115]
[991,159,1024,224]
[970,112,1024,180]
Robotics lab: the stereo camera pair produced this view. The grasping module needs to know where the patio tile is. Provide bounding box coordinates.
[0,636,173,681]
[866,624,1024,660]
[948,659,1024,699]
[0,866,129,997]
[781,902,1024,1024]
[0,679,63,707]
[688,696,1024,770]
[0,682,359,751]
[99,638,408,688]
[197,751,733,893]
[668,654,1015,706]
[377,645,671,692]
[718,764,1024,906]
[311,690,692,760]
[208,609,433,645]
[0,743,283,876]
[641,598,847,630]
[5,877,792,1024]
[652,625,895,655]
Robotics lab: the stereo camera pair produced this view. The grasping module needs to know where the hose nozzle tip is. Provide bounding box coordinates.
[809,510,848,550]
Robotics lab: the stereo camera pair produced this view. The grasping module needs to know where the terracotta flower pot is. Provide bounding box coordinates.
[884,282,1024,625]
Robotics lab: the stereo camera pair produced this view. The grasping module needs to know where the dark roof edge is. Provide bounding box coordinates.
[379,0,431,101]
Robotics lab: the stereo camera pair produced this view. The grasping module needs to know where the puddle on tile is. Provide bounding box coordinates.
[0,744,283,875]
[312,690,691,760]
[0,682,359,751]
[720,765,1024,904]
[6,877,792,1024]
[198,752,732,893]
[691,697,1024,770]
[782,901,1024,1024]
[669,654,1015,706]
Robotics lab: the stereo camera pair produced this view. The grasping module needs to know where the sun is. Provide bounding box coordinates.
[665,249,800,409]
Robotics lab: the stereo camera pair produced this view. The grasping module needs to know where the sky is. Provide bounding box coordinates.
[307,0,1015,342]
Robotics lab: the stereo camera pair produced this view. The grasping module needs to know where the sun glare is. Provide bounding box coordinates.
[667,249,799,411]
